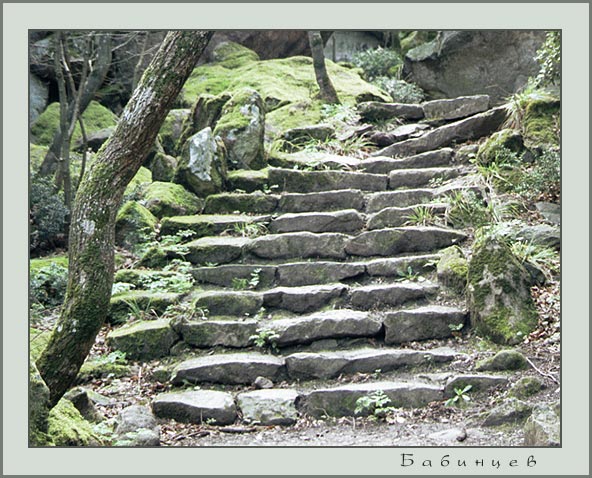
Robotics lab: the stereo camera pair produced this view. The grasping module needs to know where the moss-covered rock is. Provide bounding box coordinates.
[158,109,190,156]
[108,290,181,325]
[78,358,131,382]
[107,319,179,361]
[179,93,232,147]
[509,376,544,399]
[211,41,260,69]
[47,398,103,446]
[467,231,538,345]
[214,88,266,170]
[30,254,69,274]
[124,166,153,199]
[30,144,49,170]
[30,327,51,362]
[29,361,52,446]
[523,95,560,146]
[476,350,529,371]
[30,101,118,147]
[437,246,468,292]
[227,168,269,192]
[148,152,177,182]
[115,201,157,250]
[476,128,524,165]
[141,181,203,218]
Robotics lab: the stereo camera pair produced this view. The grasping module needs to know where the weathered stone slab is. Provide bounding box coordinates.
[192,264,277,288]
[374,106,507,158]
[278,189,365,213]
[365,254,440,277]
[286,347,457,380]
[388,167,462,189]
[263,284,347,314]
[358,102,425,122]
[384,306,468,344]
[192,291,263,317]
[523,402,560,446]
[444,374,509,397]
[227,169,268,192]
[203,192,280,214]
[369,123,430,146]
[535,202,560,225]
[277,261,365,287]
[280,151,361,171]
[268,168,388,193]
[185,236,250,265]
[482,398,532,427]
[361,148,453,174]
[345,227,466,257]
[476,350,529,372]
[107,320,178,361]
[367,204,447,229]
[237,389,299,426]
[268,310,382,346]
[114,405,160,447]
[248,232,349,260]
[303,381,443,417]
[366,189,435,212]
[161,213,270,237]
[422,95,490,121]
[152,390,237,425]
[175,319,258,348]
[269,209,365,234]
[348,283,438,310]
[171,353,285,385]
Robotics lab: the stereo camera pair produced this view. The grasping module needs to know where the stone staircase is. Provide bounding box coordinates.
[108,94,516,428]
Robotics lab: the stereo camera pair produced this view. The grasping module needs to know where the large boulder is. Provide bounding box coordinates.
[214,88,266,170]
[404,31,545,104]
[204,31,311,61]
[174,127,227,197]
[113,405,160,447]
[158,109,190,156]
[115,201,157,250]
[467,232,539,344]
[523,401,560,446]
[29,73,49,124]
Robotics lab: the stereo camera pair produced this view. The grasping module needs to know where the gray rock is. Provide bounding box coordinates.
[175,319,258,348]
[171,353,285,385]
[114,428,161,447]
[476,350,529,372]
[277,261,365,287]
[358,102,425,121]
[63,387,104,422]
[444,374,509,397]
[160,213,270,238]
[152,390,237,425]
[174,127,227,197]
[349,283,438,310]
[368,204,447,229]
[455,144,479,163]
[361,148,453,174]
[535,202,560,225]
[204,192,279,214]
[192,264,276,288]
[422,95,490,121]
[365,254,440,277]
[509,376,544,399]
[29,73,49,124]
[404,31,545,104]
[268,309,382,346]
[436,245,468,292]
[389,167,463,189]
[374,106,507,158]
[248,232,349,260]
[482,398,532,427]
[263,284,347,314]
[286,347,457,380]
[192,290,263,317]
[366,189,435,212]
[514,224,560,250]
[29,361,50,445]
[278,189,365,213]
[268,168,388,193]
[214,88,266,169]
[115,405,159,435]
[253,376,274,389]
[384,305,468,344]
[106,319,178,361]
[149,152,178,183]
[73,126,116,152]
[185,236,249,265]
[282,124,335,149]
[345,227,466,257]
[303,381,443,418]
[270,209,365,234]
[227,169,268,192]
[523,401,560,446]
[237,389,299,426]
[159,109,190,156]
[369,123,430,146]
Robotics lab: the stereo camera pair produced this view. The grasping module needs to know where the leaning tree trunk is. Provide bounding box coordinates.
[37,31,213,407]
[308,31,340,104]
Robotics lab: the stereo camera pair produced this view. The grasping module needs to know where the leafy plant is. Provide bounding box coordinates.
[30,262,68,307]
[30,175,69,253]
[352,47,404,81]
[163,302,208,321]
[354,390,397,420]
[444,190,492,229]
[372,77,425,104]
[122,298,156,322]
[111,282,136,295]
[232,222,268,238]
[231,277,249,290]
[445,384,472,407]
[513,148,560,201]
[404,206,438,226]
[448,322,465,339]
[249,327,280,353]
[249,268,262,289]
[510,240,559,280]
[534,31,560,87]
[396,266,419,282]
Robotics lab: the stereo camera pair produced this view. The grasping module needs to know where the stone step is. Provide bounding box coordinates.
[185,236,250,265]
[285,347,459,380]
[203,192,280,214]
[366,189,436,212]
[269,209,365,234]
[348,282,438,310]
[237,389,299,426]
[301,381,443,418]
[263,284,348,314]
[276,261,365,287]
[422,95,490,121]
[191,290,264,317]
[173,317,259,349]
[192,264,277,289]
[388,167,464,190]
[345,227,466,257]
[160,213,271,237]
[152,390,237,425]
[383,305,469,344]
[268,168,388,193]
[278,189,366,213]
[367,204,448,229]
[364,254,441,277]
[247,232,350,260]
[361,148,454,174]
[358,102,425,122]
[171,352,286,385]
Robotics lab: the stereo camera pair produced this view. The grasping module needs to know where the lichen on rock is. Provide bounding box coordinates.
[437,245,468,292]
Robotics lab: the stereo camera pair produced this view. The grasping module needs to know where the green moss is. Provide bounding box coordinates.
[30,254,69,274]
[30,144,49,170]
[30,327,51,363]
[115,201,157,250]
[227,168,269,192]
[138,246,170,269]
[204,192,278,214]
[437,246,468,292]
[108,290,181,324]
[30,101,118,147]
[78,360,131,382]
[211,41,260,69]
[124,166,153,199]
[213,88,258,134]
[476,350,528,371]
[158,109,190,156]
[523,97,560,146]
[107,319,178,360]
[29,360,52,446]
[477,129,524,165]
[510,376,543,399]
[47,399,103,446]
[142,181,203,218]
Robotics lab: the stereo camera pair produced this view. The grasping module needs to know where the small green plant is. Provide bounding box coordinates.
[448,323,465,339]
[30,262,68,307]
[404,206,438,226]
[93,350,128,367]
[232,222,268,238]
[372,77,425,104]
[249,327,280,353]
[396,266,419,282]
[112,282,136,295]
[354,390,397,420]
[513,148,560,201]
[510,240,559,280]
[534,31,560,87]
[163,302,208,321]
[445,384,472,407]
[122,298,155,322]
[444,190,492,229]
[352,47,403,81]
[249,268,262,289]
[30,175,69,253]
[231,277,249,290]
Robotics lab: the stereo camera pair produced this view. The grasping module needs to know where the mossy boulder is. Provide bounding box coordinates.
[30,100,118,147]
[523,95,560,146]
[141,181,203,218]
[159,109,190,156]
[148,152,177,182]
[179,93,232,146]
[227,168,269,192]
[509,376,544,399]
[476,128,524,165]
[467,232,538,345]
[30,327,51,362]
[78,357,131,382]
[47,398,103,446]
[108,290,181,325]
[437,245,468,292]
[214,88,266,170]
[29,361,52,446]
[30,144,49,170]
[107,319,179,361]
[476,350,529,371]
[115,201,157,250]
[30,254,68,274]
[124,166,153,199]
[211,41,260,69]
[174,127,227,197]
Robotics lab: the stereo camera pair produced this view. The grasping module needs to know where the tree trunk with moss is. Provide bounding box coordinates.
[37,31,213,407]
[308,31,340,104]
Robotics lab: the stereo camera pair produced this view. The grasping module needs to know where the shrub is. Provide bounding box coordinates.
[30,175,69,253]
[30,262,68,307]
[372,77,425,104]
[514,149,560,201]
[351,47,403,81]
[534,31,560,87]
